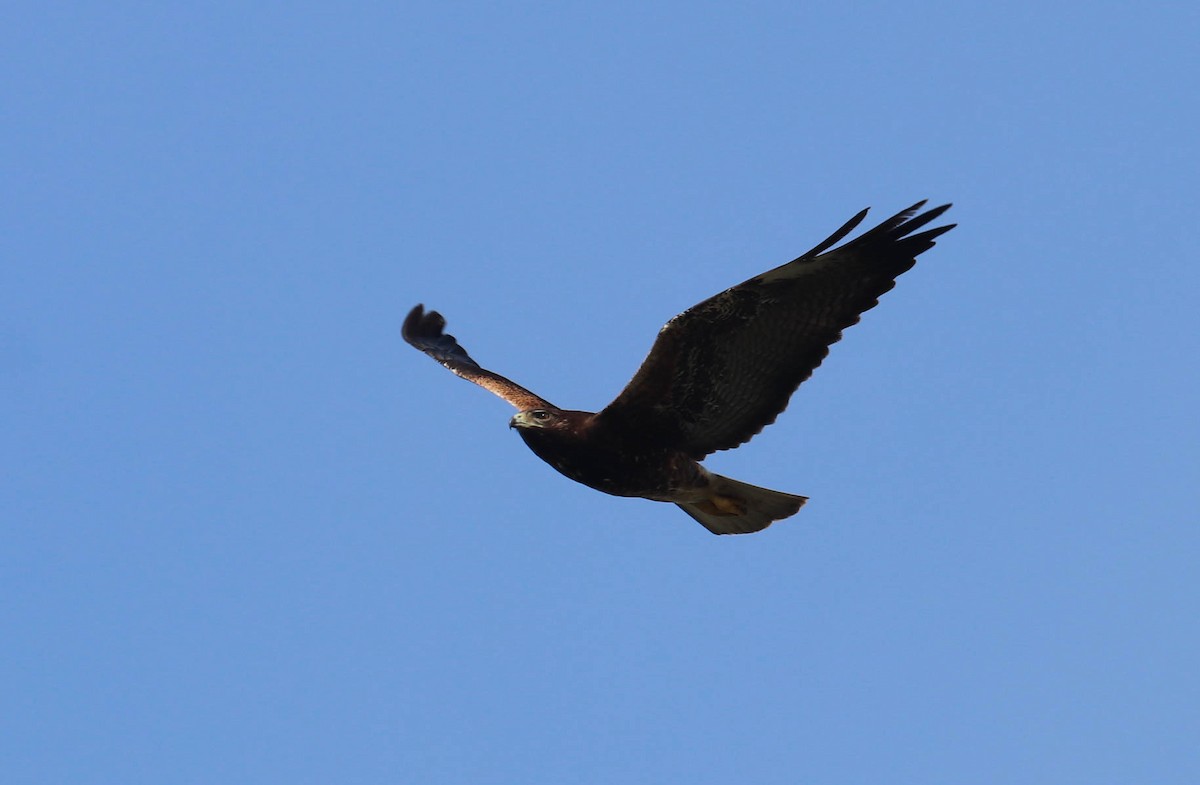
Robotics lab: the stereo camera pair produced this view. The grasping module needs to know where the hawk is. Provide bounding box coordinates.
[404,201,954,534]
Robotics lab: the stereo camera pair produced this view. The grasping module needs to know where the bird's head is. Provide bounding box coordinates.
[510,408,593,463]
[509,409,595,445]
[510,408,567,431]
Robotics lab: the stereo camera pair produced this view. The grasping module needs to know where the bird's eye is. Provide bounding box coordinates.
[532,410,551,421]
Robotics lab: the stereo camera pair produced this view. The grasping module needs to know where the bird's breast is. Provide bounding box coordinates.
[515,428,693,499]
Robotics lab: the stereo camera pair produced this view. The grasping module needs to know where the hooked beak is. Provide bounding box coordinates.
[509,411,538,430]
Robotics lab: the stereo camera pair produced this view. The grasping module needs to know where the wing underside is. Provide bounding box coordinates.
[403,304,555,411]
[597,201,954,457]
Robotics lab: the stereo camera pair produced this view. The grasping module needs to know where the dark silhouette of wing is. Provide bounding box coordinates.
[596,201,954,458]
[403,304,555,411]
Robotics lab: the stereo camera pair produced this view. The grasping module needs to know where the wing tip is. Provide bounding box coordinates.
[402,303,424,342]
[402,302,448,346]
[858,201,955,255]
[801,200,954,261]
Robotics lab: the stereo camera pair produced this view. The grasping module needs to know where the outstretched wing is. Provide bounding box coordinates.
[403,304,555,411]
[596,201,954,458]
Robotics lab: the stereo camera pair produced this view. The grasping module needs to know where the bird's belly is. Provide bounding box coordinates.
[533,443,704,500]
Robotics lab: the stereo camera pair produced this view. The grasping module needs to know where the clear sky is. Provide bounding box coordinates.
[3,3,1197,783]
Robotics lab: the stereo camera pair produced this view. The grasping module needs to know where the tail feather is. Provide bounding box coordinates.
[677,474,807,535]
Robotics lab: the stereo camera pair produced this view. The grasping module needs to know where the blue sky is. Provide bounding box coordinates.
[3,2,1197,783]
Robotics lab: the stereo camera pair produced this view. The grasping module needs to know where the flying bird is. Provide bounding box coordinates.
[404,201,954,534]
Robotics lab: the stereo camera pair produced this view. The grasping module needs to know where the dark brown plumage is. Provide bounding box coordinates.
[403,201,954,534]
